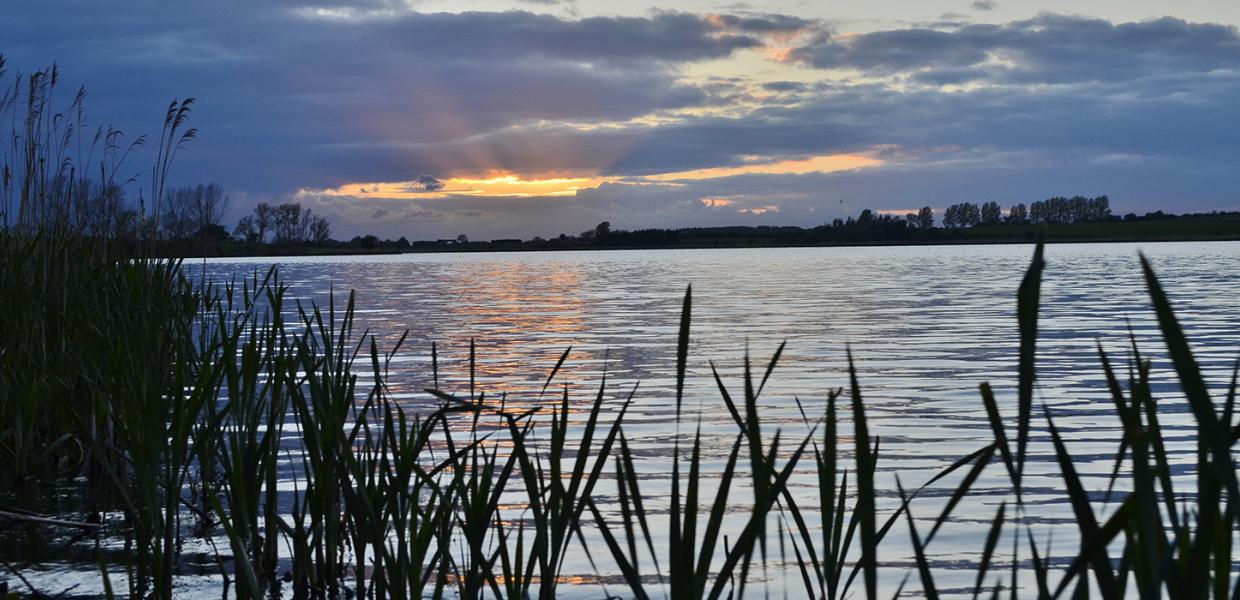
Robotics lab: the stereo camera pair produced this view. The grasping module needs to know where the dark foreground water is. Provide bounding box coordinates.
[15,241,1240,597]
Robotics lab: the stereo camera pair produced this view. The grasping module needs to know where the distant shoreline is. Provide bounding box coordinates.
[155,211,1240,258]
[185,230,1240,259]
[405,233,1240,253]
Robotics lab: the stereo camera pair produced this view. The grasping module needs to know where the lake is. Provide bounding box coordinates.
[196,241,1240,596]
[23,241,1240,597]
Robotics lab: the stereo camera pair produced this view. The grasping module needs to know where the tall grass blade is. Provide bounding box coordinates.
[1015,239,1044,489]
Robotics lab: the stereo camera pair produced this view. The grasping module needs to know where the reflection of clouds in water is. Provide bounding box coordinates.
[202,242,1240,596]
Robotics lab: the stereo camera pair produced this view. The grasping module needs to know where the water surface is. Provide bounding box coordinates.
[200,241,1240,596]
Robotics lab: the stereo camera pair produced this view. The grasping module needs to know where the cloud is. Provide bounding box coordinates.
[401,176,445,193]
[970,1,997,11]
[705,12,814,35]
[789,14,1240,85]
[249,52,1240,236]
[5,3,1239,238]
[761,80,807,92]
[3,2,788,193]
[295,143,1239,240]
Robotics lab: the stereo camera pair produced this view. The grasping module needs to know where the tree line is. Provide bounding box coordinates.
[233,202,332,245]
[938,196,1111,228]
[95,181,338,247]
[429,195,1240,253]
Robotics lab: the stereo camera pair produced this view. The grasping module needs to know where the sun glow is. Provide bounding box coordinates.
[304,152,884,202]
[644,153,882,182]
[311,172,606,199]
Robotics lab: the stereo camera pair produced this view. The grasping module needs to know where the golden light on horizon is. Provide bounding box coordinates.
[303,152,883,201]
[310,172,606,199]
[644,152,882,181]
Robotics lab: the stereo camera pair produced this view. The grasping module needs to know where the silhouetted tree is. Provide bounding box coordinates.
[1028,195,1111,224]
[190,183,229,236]
[916,206,934,229]
[252,202,332,244]
[943,202,980,227]
[1008,203,1028,223]
[980,201,1002,225]
[234,215,260,242]
[1088,195,1112,221]
[254,202,275,242]
[199,223,230,241]
[963,203,980,226]
[297,208,318,241]
[236,201,331,244]
[159,187,196,240]
[309,214,331,243]
[74,180,132,240]
[273,203,303,243]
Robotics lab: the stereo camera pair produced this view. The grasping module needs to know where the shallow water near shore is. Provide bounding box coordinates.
[9,240,1240,597]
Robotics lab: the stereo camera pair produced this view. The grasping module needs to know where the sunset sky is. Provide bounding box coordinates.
[5,0,1240,239]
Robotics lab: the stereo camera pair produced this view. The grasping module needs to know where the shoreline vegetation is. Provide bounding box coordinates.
[191,213,1240,258]
[5,55,1240,600]
[93,208,1240,260]
[186,205,1240,257]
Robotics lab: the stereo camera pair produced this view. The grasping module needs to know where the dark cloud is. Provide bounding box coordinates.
[790,14,1240,84]
[970,1,997,11]
[761,81,807,92]
[389,10,761,63]
[705,13,814,35]
[792,28,989,72]
[402,176,445,193]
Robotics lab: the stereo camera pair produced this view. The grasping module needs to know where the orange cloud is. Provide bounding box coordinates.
[311,172,606,199]
[303,152,884,201]
[739,205,780,215]
[644,152,882,181]
[762,46,796,62]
